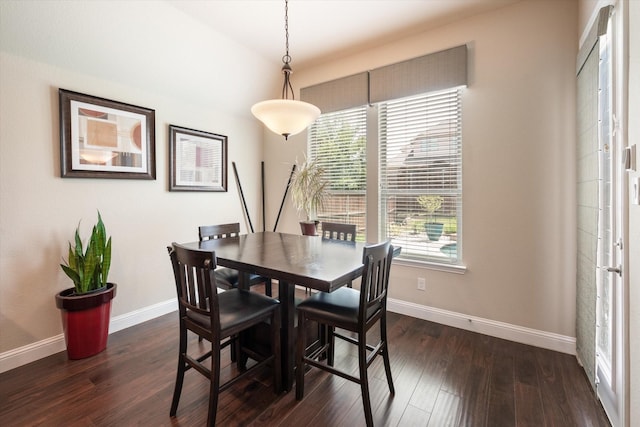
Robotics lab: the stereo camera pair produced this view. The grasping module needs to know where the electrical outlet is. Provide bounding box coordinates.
[417,277,426,291]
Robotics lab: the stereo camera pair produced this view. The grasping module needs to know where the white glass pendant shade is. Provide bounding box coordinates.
[251,99,320,139]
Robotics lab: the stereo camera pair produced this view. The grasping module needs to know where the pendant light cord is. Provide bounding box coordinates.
[281,0,294,100]
[284,0,290,63]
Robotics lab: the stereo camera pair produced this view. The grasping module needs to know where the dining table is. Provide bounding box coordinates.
[180,231,398,391]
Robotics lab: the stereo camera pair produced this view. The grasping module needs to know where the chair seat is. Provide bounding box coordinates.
[214,271,234,289]
[214,267,266,288]
[296,287,378,329]
[187,289,280,336]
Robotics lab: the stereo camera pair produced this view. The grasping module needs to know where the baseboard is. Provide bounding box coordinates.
[387,298,576,355]
[1,297,576,374]
[0,298,176,374]
[108,298,177,334]
[0,335,67,374]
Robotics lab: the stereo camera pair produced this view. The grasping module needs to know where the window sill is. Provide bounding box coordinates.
[393,258,467,274]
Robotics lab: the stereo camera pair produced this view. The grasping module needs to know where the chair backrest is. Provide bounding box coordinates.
[359,241,394,324]
[321,222,356,242]
[168,242,220,331]
[199,223,241,242]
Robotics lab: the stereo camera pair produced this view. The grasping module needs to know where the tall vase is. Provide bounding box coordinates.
[55,283,117,359]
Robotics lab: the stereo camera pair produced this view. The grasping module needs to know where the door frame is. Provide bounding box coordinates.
[592,2,630,426]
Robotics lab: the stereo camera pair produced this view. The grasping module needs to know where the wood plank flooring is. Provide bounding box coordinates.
[0,308,610,426]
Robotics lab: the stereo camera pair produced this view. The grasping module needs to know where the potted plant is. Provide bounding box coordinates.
[417,195,444,241]
[289,157,328,236]
[55,212,116,359]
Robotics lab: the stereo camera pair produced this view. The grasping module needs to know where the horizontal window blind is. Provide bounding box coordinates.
[379,88,462,264]
[309,106,367,238]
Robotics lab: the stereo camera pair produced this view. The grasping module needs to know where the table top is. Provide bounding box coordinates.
[180,231,366,293]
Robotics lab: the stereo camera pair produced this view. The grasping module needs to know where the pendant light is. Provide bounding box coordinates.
[251,0,320,140]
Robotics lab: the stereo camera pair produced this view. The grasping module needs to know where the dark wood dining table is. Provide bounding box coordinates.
[180,231,384,391]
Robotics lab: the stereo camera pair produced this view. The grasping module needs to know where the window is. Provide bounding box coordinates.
[309,87,463,265]
[379,88,462,264]
[303,45,467,267]
[309,106,367,239]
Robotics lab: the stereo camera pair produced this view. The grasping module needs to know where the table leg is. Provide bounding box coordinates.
[237,271,250,290]
[278,279,295,391]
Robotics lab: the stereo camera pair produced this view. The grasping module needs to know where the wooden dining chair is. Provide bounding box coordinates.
[320,221,356,242]
[295,241,395,427]
[168,242,281,426]
[199,223,272,296]
[320,222,357,289]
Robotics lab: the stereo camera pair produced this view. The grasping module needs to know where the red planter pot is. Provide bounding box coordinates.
[300,220,319,236]
[55,283,117,360]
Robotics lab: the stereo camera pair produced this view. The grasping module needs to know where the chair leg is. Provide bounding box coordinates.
[170,355,186,417]
[295,312,306,401]
[381,342,395,395]
[327,326,335,367]
[237,334,248,371]
[318,323,326,358]
[380,314,395,395]
[358,335,374,427]
[272,308,282,394]
[207,341,221,427]
[265,280,272,297]
[170,325,187,417]
[230,335,237,362]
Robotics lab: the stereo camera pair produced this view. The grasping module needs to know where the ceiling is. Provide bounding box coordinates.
[167,0,521,69]
[0,0,523,118]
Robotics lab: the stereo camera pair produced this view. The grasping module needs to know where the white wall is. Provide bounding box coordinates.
[266,0,579,339]
[0,1,274,354]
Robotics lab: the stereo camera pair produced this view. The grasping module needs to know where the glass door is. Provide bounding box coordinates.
[595,7,626,426]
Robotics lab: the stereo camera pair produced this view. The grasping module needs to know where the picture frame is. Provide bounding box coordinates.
[169,125,228,192]
[59,88,156,179]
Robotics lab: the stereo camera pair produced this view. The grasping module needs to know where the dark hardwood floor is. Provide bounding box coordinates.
[1,297,610,426]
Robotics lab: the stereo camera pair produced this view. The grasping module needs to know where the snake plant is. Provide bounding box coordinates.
[60,212,112,294]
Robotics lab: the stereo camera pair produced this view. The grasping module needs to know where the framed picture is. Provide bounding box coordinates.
[169,125,228,192]
[59,89,156,179]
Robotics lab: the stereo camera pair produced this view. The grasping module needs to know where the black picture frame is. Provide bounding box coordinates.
[59,88,156,179]
[169,125,228,192]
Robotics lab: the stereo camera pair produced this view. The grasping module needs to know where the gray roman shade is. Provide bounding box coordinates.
[369,45,467,104]
[576,5,613,74]
[300,72,369,114]
[301,44,468,113]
